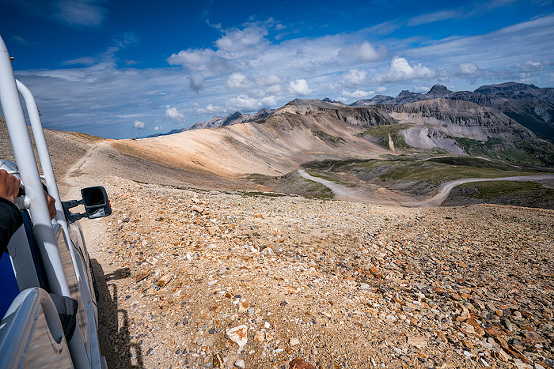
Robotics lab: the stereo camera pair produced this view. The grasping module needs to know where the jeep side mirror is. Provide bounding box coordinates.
[63,186,112,222]
[82,186,112,219]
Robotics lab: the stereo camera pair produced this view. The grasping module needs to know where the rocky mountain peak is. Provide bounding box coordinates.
[427,84,452,96]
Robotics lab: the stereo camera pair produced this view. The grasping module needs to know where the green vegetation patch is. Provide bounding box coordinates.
[379,159,539,185]
[312,130,345,145]
[244,173,276,186]
[276,175,334,200]
[427,156,522,171]
[241,191,288,198]
[358,124,411,149]
[448,181,554,209]
[303,156,536,185]
[454,136,554,167]
[303,169,357,187]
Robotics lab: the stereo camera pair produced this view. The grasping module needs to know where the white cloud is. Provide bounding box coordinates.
[458,63,479,75]
[519,60,543,72]
[407,10,458,26]
[55,0,108,27]
[62,56,97,66]
[413,85,431,93]
[265,84,281,94]
[340,69,367,88]
[376,86,387,93]
[227,73,250,88]
[134,120,145,129]
[226,95,262,111]
[196,104,226,115]
[255,74,282,94]
[261,96,277,107]
[189,74,204,93]
[165,106,185,122]
[167,49,215,71]
[256,74,282,86]
[405,15,554,73]
[339,42,383,62]
[374,56,436,82]
[216,25,268,54]
[289,79,312,96]
[154,126,162,131]
[116,113,146,119]
[341,90,375,99]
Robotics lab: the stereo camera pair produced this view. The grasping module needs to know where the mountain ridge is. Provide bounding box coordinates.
[352,82,554,142]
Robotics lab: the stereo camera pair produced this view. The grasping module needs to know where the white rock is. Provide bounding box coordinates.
[407,335,427,349]
[234,359,245,369]
[226,325,248,348]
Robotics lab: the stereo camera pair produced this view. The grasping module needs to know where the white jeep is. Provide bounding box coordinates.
[0,35,111,369]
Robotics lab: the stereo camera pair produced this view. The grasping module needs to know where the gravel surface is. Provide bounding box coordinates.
[88,176,553,369]
[2,121,552,368]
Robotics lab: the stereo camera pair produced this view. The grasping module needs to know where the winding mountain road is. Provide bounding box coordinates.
[401,174,554,207]
[298,169,361,201]
[299,169,554,207]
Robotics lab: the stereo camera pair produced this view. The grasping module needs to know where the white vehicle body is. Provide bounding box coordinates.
[0,35,110,369]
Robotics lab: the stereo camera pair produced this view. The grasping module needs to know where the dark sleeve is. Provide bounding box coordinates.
[0,197,23,257]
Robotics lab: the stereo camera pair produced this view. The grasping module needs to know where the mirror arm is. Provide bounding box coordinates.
[62,199,84,209]
[62,199,85,223]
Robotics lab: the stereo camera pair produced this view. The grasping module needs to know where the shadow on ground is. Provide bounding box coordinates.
[91,260,144,369]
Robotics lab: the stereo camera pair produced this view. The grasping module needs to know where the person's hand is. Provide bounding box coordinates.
[44,191,56,220]
[0,169,20,203]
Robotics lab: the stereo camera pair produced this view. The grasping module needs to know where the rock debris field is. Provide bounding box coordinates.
[91,176,554,369]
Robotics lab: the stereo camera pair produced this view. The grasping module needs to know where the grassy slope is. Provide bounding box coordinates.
[443,181,554,209]
[300,156,552,199]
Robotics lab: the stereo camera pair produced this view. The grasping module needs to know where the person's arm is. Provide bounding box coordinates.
[0,170,23,257]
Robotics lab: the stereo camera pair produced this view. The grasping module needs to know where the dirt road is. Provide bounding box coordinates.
[401,174,554,207]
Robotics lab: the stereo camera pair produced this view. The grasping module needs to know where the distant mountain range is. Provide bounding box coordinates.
[151,82,553,144]
[352,82,554,142]
[148,109,274,138]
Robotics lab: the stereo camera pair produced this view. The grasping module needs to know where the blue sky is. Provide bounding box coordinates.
[0,0,553,139]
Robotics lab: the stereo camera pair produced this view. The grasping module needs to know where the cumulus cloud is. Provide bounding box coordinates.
[519,60,543,72]
[227,72,250,88]
[265,84,281,94]
[255,74,282,94]
[196,104,226,115]
[189,74,204,93]
[256,74,282,86]
[339,69,367,88]
[374,56,435,82]
[216,25,268,54]
[168,48,215,71]
[289,79,312,96]
[458,62,479,75]
[341,90,375,99]
[133,120,145,129]
[339,42,383,62]
[226,95,262,111]
[261,96,277,107]
[165,106,185,122]
[413,85,431,93]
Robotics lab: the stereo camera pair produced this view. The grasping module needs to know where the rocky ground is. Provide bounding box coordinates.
[88,176,553,369]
